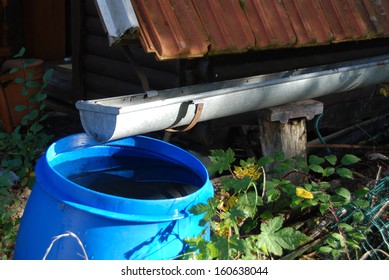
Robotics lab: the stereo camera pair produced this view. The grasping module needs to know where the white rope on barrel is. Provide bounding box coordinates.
[42,231,88,260]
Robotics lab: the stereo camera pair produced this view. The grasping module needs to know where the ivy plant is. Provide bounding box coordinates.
[0,47,53,188]
[0,48,53,259]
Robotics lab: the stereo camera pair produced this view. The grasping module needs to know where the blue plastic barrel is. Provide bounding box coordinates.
[14,133,213,260]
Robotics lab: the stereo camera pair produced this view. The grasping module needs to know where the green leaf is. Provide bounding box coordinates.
[23,58,36,65]
[339,223,353,232]
[39,114,49,122]
[319,203,331,214]
[317,193,331,203]
[326,236,339,248]
[208,148,235,174]
[266,188,281,203]
[238,191,262,217]
[318,246,333,254]
[319,181,331,190]
[256,216,310,256]
[348,231,366,241]
[220,176,251,192]
[189,197,219,222]
[324,155,337,165]
[189,200,213,215]
[353,211,365,223]
[309,164,324,174]
[5,158,22,168]
[341,154,360,165]
[25,71,35,79]
[257,155,274,166]
[309,155,325,165]
[15,77,24,84]
[26,109,39,121]
[208,236,229,259]
[300,198,318,210]
[336,167,353,179]
[21,86,29,95]
[25,80,41,88]
[353,199,370,209]
[346,240,360,249]
[229,234,250,257]
[29,122,43,134]
[331,249,341,259]
[14,105,27,112]
[29,92,47,102]
[9,67,19,74]
[273,151,285,161]
[355,187,369,199]
[259,210,273,220]
[331,233,346,248]
[240,157,255,167]
[223,205,246,223]
[43,69,54,83]
[241,217,258,233]
[335,187,351,201]
[14,47,25,58]
[323,167,335,177]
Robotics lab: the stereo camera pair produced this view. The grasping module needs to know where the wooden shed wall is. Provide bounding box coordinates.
[72,0,182,102]
[70,0,389,137]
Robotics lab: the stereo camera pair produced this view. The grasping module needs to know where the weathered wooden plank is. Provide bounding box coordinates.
[84,0,99,17]
[258,118,307,160]
[315,86,389,130]
[71,0,86,100]
[85,90,120,100]
[85,16,106,37]
[84,35,181,74]
[258,99,323,123]
[84,54,180,90]
[85,72,143,98]
[46,65,73,104]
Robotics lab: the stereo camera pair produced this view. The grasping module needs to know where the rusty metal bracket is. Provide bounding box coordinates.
[165,102,204,133]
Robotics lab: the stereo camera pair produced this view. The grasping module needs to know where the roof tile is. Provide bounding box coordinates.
[191,0,255,54]
[130,0,389,60]
[243,0,296,48]
[131,0,210,59]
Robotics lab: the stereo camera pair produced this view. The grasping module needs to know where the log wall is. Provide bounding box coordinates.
[72,0,181,102]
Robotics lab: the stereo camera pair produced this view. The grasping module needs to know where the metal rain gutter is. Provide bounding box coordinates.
[76,54,389,142]
[94,0,140,45]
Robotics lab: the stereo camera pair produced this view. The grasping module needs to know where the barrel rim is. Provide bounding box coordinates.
[35,133,213,221]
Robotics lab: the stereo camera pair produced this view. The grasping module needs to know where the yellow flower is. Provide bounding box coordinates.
[233,165,261,180]
[296,187,314,199]
[217,192,238,212]
[212,222,229,237]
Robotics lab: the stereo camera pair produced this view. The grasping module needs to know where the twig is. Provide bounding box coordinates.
[373,200,389,220]
[280,208,347,260]
[328,206,352,260]
[307,143,389,151]
[42,231,88,260]
[260,166,266,198]
[375,165,384,185]
[360,249,389,260]
[308,113,389,145]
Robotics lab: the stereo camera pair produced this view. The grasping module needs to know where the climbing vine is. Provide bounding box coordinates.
[183,149,378,260]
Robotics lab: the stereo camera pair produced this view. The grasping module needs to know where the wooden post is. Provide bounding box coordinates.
[258,99,323,182]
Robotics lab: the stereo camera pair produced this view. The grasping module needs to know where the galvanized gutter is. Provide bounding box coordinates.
[76,54,389,142]
[94,0,140,45]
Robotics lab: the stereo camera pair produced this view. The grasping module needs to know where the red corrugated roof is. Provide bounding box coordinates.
[130,0,389,60]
